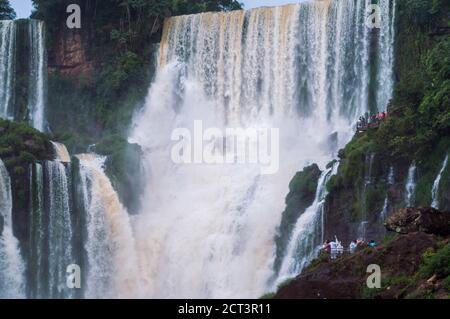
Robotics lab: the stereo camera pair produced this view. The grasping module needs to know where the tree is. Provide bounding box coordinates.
[0,0,16,19]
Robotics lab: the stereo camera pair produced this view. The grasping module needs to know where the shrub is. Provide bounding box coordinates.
[442,275,450,292]
[420,244,450,278]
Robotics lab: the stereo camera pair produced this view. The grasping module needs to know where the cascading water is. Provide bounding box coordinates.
[76,154,141,298]
[28,163,46,298]
[379,166,395,226]
[0,159,25,298]
[129,0,396,298]
[276,162,339,285]
[45,159,74,298]
[51,141,71,163]
[0,20,16,120]
[405,162,417,207]
[28,20,47,132]
[377,0,396,110]
[431,154,449,209]
[388,166,395,185]
[358,152,375,240]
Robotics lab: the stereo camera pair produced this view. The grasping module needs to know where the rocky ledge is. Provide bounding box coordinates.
[274,207,450,299]
[385,207,450,236]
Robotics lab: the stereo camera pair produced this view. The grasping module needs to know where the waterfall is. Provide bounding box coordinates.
[28,163,46,298]
[0,159,25,298]
[377,0,396,110]
[27,149,75,298]
[28,20,47,132]
[51,141,71,163]
[129,0,396,298]
[0,20,16,120]
[358,152,375,240]
[405,162,417,207]
[388,166,395,185]
[379,166,395,225]
[45,160,75,298]
[379,197,388,222]
[276,162,339,285]
[431,154,449,209]
[76,154,141,298]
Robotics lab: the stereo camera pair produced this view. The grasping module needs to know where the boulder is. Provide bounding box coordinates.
[385,207,450,236]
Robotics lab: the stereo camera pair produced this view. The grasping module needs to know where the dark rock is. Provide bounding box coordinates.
[385,207,450,236]
[275,232,440,299]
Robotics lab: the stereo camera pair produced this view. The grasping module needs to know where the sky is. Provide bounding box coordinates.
[9,0,296,18]
[10,0,34,18]
[242,0,295,9]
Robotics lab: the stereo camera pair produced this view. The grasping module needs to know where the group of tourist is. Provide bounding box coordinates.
[356,111,388,132]
[322,238,378,259]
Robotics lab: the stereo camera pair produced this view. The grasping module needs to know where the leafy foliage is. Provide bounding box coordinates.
[93,135,144,215]
[420,244,450,278]
[325,0,450,219]
[0,119,52,175]
[31,0,242,154]
[0,0,16,19]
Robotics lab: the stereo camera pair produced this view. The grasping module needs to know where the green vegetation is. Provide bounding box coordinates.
[325,0,450,222]
[259,292,275,299]
[374,0,450,162]
[273,164,321,272]
[361,274,414,299]
[28,1,244,212]
[442,275,450,292]
[0,0,15,19]
[420,243,450,278]
[361,241,450,299]
[30,0,242,152]
[93,135,144,214]
[0,119,52,175]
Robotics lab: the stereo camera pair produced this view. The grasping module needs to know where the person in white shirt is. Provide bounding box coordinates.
[349,240,357,254]
[329,240,338,260]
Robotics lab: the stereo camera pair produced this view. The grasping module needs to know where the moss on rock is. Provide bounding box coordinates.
[0,119,53,173]
[273,164,322,273]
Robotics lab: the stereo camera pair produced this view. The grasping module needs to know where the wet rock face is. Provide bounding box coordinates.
[385,207,450,236]
[49,31,94,77]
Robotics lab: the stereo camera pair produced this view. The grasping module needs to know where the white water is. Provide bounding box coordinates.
[379,197,388,222]
[28,20,47,132]
[431,154,448,209]
[377,0,396,110]
[129,0,396,298]
[28,163,46,298]
[379,166,395,224]
[77,154,141,298]
[0,20,16,120]
[51,141,71,163]
[0,159,26,298]
[45,160,74,298]
[276,162,339,285]
[405,162,417,207]
[358,152,375,240]
[388,166,395,185]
